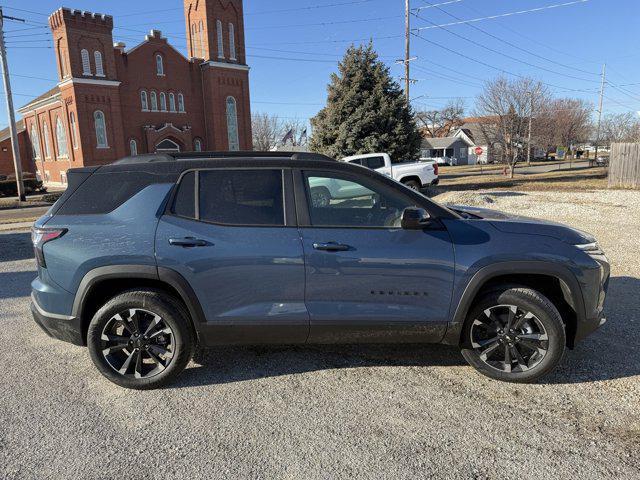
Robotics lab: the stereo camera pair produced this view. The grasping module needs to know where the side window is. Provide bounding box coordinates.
[172,171,196,218]
[199,170,284,226]
[364,156,385,169]
[304,172,414,228]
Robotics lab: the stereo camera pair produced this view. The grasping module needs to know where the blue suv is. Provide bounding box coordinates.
[31,152,609,389]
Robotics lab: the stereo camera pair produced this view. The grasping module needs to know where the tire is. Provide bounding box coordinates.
[402,179,421,190]
[87,289,194,390]
[460,286,565,383]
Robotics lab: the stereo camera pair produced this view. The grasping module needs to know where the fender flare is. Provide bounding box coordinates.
[72,264,207,342]
[442,260,585,346]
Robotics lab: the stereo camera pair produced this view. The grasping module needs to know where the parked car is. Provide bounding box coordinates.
[595,156,609,167]
[31,151,609,389]
[342,152,438,190]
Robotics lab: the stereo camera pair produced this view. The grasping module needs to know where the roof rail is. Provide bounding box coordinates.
[113,151,335,165]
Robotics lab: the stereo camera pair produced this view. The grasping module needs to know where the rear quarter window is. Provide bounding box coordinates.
[56,172,165,215]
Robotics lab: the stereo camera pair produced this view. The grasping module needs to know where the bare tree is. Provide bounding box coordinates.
[415,98,465,137]
[252,113,284,151]
[548,98,593,150]
[601,112,640,143]
[474,76,549,177]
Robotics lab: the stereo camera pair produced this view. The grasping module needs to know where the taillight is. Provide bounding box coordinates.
[31,227,67,268]
[433,163,439,176]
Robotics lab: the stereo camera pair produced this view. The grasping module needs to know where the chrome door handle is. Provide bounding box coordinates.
[168,237,210,247]
[313,242,351,252]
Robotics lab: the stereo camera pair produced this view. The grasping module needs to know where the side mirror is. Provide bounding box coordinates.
[401,207,431,230]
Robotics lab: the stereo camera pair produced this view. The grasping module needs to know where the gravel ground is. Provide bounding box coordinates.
[0,189,638,479]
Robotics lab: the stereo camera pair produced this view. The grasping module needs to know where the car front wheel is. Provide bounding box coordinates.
[461,286,566,383]
[87,289,194,390]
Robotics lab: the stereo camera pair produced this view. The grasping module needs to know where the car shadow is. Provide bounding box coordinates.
[173,343,466,389]
[0,271,37,300]
[172,275,640,389]
[542,275,640,385]
[0,232,34,262]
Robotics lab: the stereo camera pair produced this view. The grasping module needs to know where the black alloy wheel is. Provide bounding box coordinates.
[100,308,175,379]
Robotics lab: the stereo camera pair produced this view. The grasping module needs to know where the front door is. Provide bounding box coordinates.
[297,170,455,343]
[155,168,308,346]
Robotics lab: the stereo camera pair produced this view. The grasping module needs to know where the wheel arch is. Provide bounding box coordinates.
[72,265,205,346]
[443,261,585,348]
[399,175,422,186]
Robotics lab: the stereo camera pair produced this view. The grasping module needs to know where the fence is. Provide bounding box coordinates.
[609,143,640,189]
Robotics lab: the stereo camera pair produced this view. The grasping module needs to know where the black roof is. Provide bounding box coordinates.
[113,151,336,165]
[94,151,346,176]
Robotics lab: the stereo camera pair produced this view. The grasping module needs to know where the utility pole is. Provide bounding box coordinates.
[0,8,26,202]
[594,63,606,164]
[527,91,534,166]
[405,0,411,104]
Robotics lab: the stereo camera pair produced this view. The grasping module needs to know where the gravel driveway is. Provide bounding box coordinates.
[0,189,638,479]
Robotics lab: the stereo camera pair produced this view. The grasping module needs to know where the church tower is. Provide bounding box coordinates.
[184,0,252,150]
[184,0,246,64]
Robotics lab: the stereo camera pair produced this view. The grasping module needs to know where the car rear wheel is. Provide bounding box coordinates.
[87,289,194,390]
[461,287,565,383]
[402,179,421,190]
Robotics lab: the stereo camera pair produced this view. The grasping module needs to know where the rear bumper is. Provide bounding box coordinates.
[30,294,84,346]
[430,178,440,186]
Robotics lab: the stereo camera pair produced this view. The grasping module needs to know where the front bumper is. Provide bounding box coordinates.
[30,294,84,346]
[574,255,610,345]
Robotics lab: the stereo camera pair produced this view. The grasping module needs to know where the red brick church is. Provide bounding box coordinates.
[4,0,252,187]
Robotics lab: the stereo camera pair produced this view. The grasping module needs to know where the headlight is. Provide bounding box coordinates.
[575,242,604,256]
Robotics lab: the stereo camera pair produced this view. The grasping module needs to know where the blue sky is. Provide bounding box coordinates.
[1,0,639,130]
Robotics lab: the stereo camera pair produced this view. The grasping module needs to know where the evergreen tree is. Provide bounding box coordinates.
[310,42,422,160]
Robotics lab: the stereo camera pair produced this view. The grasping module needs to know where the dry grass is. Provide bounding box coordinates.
[434,167,609,192]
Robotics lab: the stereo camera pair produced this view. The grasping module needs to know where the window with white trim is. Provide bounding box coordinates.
[81,49,91,75]
[177,93,185,113]
[198,21,205,58]
[216,19,224,58]
[191,23,198,57]
[160,92,167,111]
[94,110,108,148]
[156,54,164,76]
[43,121,51,158]
[169,93,176,112]
[150,91,158,111]
[194,138,202,152]
[226,96,239,151]
[55,116,68,158]
[141,90,149,111]
[30,124,41,159]
[229,23,236,60]
[69,111,78,150]
[129,139,138,156]
[94,51,104,76]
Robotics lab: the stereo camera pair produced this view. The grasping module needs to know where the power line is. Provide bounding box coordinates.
[414,0,590,31]
[416,0,599,77]
[411,32,597,94]
[415,0,464,12]
[411,11,599,84]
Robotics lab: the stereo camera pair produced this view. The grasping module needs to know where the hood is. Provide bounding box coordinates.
[448,204,596,245]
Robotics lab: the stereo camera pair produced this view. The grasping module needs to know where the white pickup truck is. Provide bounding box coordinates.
[342,153,439,190]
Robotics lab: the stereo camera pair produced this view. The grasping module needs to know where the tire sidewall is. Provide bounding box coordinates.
[87,291,193,389]
[461,288,566,383]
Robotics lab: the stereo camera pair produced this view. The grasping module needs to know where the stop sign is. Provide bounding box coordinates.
[475,146,484,156]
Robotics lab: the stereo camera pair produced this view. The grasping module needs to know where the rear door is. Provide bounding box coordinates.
[155,168,309,345]
[295,169,455,343]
